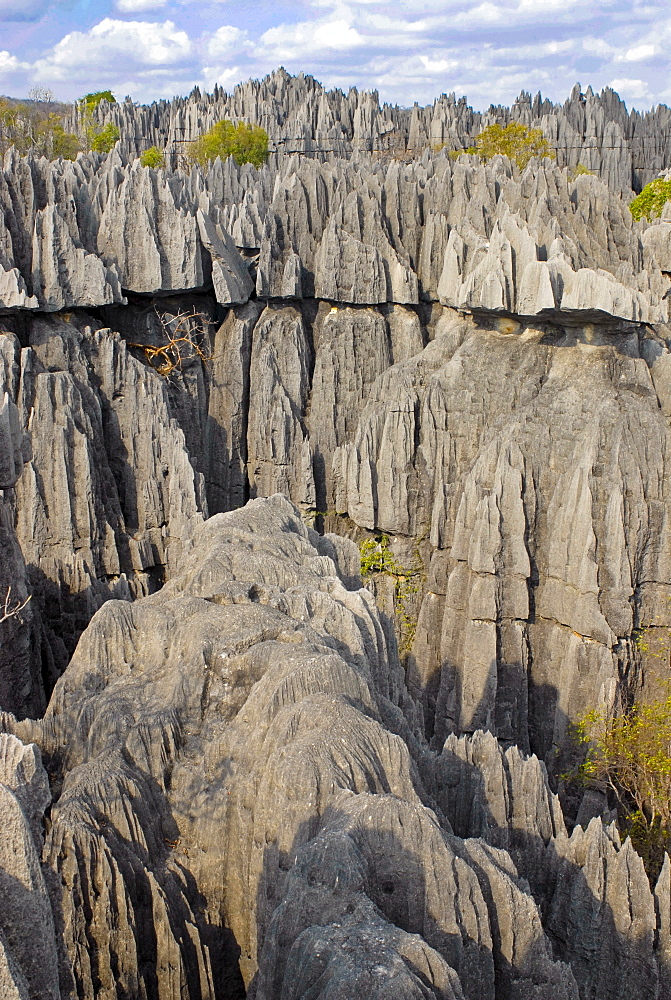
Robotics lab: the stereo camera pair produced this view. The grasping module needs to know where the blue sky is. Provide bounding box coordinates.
[0,0,669,111]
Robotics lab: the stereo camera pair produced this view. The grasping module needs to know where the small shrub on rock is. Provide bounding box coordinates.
[629,178,671,221]
[140,145,164,168]
[469,121,555,169]
[189,119,269,169]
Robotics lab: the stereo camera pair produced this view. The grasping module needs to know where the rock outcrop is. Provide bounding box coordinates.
[0,734,60,1000]
[0,74,670,998]
[69,71,671,193]
[1,497,668,998]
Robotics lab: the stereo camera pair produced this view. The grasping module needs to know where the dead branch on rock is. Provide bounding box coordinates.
[1,586,31,624]
[127,308,213,377]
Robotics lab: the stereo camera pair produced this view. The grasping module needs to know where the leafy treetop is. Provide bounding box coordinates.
[573,688,671,878]
[189,119,269,169]
[89,121,120,154]
[629,178,671,222]
[80,90,116,114]
[466,121,555,170]
[140,145,164,168]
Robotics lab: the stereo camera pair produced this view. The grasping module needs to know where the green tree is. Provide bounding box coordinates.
[629,178,671,221]
[140,145,164,168]
[76,91,119,154]
[90,122,119,153]
[189,119,269,169]
[467,122,555,170]
[47,117,81,160]
[575,691,671,876]
[81,90,116,114]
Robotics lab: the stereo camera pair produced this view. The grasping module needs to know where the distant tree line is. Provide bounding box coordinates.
[0,87,119,160]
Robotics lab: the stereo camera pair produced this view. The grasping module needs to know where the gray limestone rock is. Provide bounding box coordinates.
[0,734,60,1000]
[196,208,254,305]
[97,162,204,293]
[4,314,205,703]
[1,72,671,1000]
[2,497,666,999]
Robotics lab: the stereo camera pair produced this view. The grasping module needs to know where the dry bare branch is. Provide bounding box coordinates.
[1,586,31,624]
[127,308,213,377]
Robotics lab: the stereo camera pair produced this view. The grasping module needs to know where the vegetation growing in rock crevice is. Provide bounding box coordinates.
[570,162,594,180]
[570,683,671,879]
[77,92,120,154]
[629,178,671,221]
[359,534,423,654]
[0,586,31,624]
[126,308,212,378]
[140,145,164,168]
[188,119,269,169]
[463,121,555,170]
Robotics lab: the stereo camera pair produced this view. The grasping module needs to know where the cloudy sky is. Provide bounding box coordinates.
[0,0,669,112]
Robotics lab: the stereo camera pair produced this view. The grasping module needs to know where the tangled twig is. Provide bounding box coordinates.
[127,309,213,377]
[1,586,31,624]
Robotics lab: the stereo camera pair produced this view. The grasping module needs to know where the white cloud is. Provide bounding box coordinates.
[0,50,28,75]
[622,43,657,61]
[1,0,669,110]
[260,17,365,60]
[202,63,243,90]
[207,25,249,58]
[116,0,167,12]
[419,55,458,75]
[609,77,650,99]
[33,18,192,82]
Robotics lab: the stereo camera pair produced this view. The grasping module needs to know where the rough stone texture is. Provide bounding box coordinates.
[0,734,60,1000]
[196,208,254,306]
[3,97,671,319]
[0,74,671,998]
[3,498,667,998]
[337,311,671,762]
[66,72,671,194]
[246,304,315,510]
[1,314,205,715]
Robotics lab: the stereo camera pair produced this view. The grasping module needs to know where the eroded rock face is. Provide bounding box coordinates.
[0,734,60,1000]
[1,497,667,999]
[1,74,671,998]
[336,313,671,761]
[64,71,671,194]
[0,313,205,715]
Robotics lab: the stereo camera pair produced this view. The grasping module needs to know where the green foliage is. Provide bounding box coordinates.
[140,145,164,168]
[88,121,119,154]
[81,90,116,114]
[189,119,269,169]
[570,163,594,179]
[574,691,671,876]
[472,122,555,170]
[629,178,671,221]
[359,534,423,654]
[76,91,119,155]
[49,119,81,160]
[359,534,400,576]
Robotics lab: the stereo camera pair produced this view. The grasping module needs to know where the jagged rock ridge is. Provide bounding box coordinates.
[0,74,670,998]
[2,497,669,999]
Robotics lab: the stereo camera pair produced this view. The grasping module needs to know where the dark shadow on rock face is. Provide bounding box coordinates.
[427,727,665,1000]
[45,738,245,1000]
[22,564,140,714]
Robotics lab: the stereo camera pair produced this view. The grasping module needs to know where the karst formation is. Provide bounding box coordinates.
[1,70,671,999]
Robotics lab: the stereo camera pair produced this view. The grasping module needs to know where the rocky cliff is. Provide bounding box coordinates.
[69,70,671,193]
[1,73,671,998]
